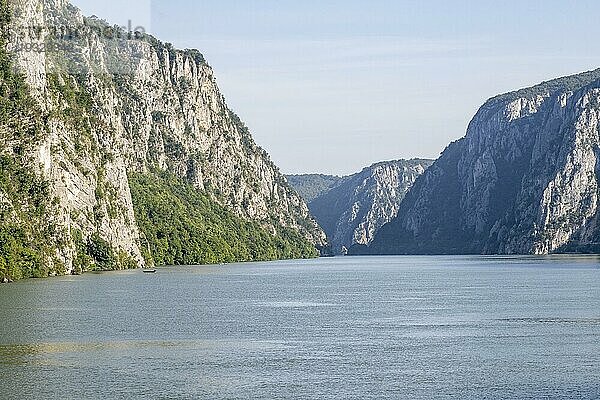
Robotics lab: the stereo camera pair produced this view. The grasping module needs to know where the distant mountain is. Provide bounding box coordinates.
[288,159,433,254]
[353,68,600,255]
[286,174,343,203]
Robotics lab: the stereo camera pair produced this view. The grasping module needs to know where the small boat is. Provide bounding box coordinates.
[142,269,157,274]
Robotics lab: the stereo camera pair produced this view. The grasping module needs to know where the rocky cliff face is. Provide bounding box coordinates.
[0,0,325,278]
[289,160,432,254]
[359,69,600,255]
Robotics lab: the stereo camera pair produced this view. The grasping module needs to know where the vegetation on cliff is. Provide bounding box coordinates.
[286,174,342,203]
[129,171,318,266]
[0,0,323,282]
[0,0,63,281]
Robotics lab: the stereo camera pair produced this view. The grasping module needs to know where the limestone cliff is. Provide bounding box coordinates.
[358,69,600,255]
[289,160,432,254]
[0,0,325,279]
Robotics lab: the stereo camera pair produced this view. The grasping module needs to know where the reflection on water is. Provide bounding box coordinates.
[256,301,336,308]
[0,344,40,366]
[0,339,292,366]
[1,256,600,399]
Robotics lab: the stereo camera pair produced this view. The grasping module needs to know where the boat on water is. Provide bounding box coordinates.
[142,269,157,274]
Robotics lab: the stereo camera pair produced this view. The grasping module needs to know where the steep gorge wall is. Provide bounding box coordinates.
[0,0,325,278]
[360,69,600,255]
[289,160,432,254]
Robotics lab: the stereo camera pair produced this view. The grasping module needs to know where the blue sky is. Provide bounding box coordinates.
[72,0,600,175]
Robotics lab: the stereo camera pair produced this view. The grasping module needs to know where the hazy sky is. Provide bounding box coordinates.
[71,0,600,175]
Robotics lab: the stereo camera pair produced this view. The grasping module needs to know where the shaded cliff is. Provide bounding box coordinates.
[289,160,432,254]
[356,69,600,255]
[0,0,325,280]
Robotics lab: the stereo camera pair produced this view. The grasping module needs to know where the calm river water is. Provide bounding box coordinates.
[1,256,599,399]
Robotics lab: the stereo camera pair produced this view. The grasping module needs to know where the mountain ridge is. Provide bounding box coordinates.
[288,158,433,254]
[353,68,600,255]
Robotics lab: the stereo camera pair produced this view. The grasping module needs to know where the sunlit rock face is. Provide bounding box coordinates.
[3,0,326,272]
[360,69,600,255]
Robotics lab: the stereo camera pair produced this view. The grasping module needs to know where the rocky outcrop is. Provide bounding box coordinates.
[357,69,600,255]
[289,160,432,254]
[1,0,325,277]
